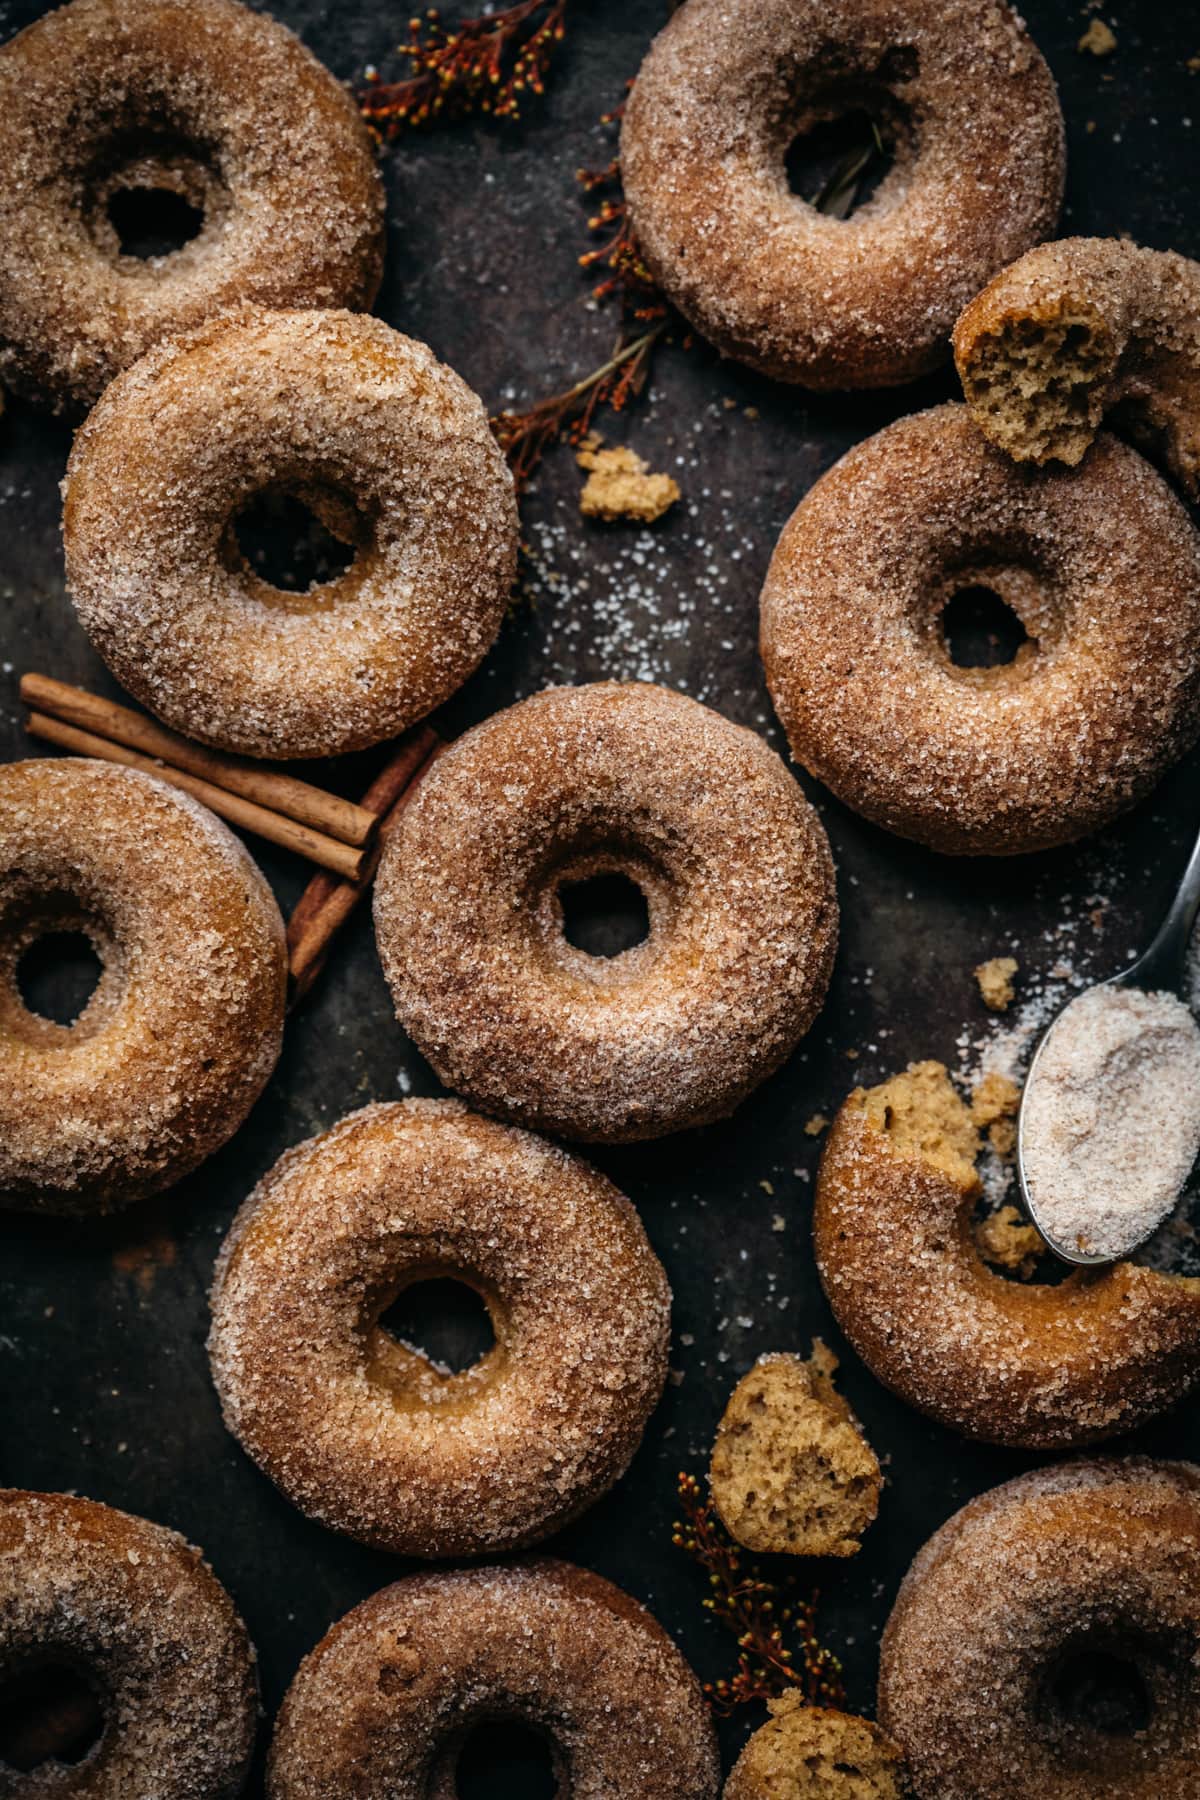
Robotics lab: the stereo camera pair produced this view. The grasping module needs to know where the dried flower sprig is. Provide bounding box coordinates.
[360,0,567,138]
[673,1471,847,1716]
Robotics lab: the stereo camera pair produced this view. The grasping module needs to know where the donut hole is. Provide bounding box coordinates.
[106,184,205,260]
[941,586,1031,670]
[785,105,895,217]
[0,1662,106,1773]
[454,1719,559,1799]
[378,1277,497,1377]
[558,871,651,959]
[15,929,104,1027]
[226,483,365,601]
[84,133,222,267]
[1045,1644,1154,1739]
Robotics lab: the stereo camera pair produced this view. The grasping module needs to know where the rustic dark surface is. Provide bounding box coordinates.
[2,0,1199,1790]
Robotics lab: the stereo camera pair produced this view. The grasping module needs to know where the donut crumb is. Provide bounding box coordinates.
[975,1203,1046,1279]
[1078,18,1117,55]
[975,956,1018,1011]
[577,442,680,523]
[710,1343,881,1558]
[724,1691,907,1800]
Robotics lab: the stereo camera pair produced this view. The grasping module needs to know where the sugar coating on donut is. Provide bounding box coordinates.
[0,1488,257,1799]
[0,758,286,1214]
[621,0,1064,389]
[209,1100,671,1557]
[879,1458,1200,1800]
[267,1559,720,1799]
[813,1062,1200,1447]
[725,1693,907,1800]
[710,1343,881,1557]
[375,681,838,1143]
[0,0,384,412]
[760,404,1200,855]
[954,237,1200,499]
[63,309,519,759]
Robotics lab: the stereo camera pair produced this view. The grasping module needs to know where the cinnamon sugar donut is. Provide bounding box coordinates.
[760,404,1200,855]
[878,1459,1200,1800]
[0,759,285,1217]
[955,238,1200,501]
[813,1063,1200,1449]
[208,1100,670,1557]
[374,683,837,1143]
[0,0,383,414]
[0,1488,257,1798]
[620,0,1063,389]
[63,309,518,760]
[267,1560,720,1799]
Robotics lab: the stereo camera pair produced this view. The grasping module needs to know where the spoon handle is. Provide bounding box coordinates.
[1137,817,1200,990]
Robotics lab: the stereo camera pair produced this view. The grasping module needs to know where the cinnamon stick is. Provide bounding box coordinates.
[20,674,378,849]
[25,713,367,882]
[287,729,442,1005]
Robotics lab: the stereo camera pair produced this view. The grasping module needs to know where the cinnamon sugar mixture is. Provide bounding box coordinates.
[1021,985,1200,1259]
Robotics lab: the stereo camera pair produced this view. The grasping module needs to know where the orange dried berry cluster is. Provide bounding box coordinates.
[360,0,567,138]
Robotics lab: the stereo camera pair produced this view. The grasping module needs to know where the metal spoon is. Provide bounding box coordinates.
[1016,821,1200,1266]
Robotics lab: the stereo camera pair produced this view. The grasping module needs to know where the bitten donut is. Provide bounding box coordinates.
[879,1459,1200,1799]
[63,309,518,760]
[267,1560,720,1799]
[1,759,285,1216]
[760,405,1200,855]
[209,1101,670,1557]
[374,683,837,1143]
[0,1488,256,1799]
[813,1063,1200,1449]
[620,0,1063,389]
[0,0,383,413]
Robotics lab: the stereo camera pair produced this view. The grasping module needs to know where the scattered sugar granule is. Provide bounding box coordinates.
[976,956,1018,1012]
[1078,18,1117,55]
[1021,986,1200,1260]
[804,1113,829,1137]
[577,444,680,524]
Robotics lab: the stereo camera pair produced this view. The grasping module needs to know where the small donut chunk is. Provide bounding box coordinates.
[267,1560,720,1799]
[813,1062,1200,1449]
[208,1100,670,1557]
[878,1459,1200,1800]
[760,404,1200,855]
[0,758,285,1216]
[620,0,1064,390]
[374,682,837,1143]
[725,1693,907,1800]
[0,1488,256,1798]
[955,238,1200,501]
[63,309,518,760]
[0,0,383,414]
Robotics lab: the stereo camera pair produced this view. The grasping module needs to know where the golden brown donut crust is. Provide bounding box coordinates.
[374,682,838,1143]
[63,309,519,760]
[954,237,1200,500]
[813,1067,1200,1449]
[267,1560,720,1799]
[760,404,1200,855]
[621,0,1063,390]
[209,1100,670,1558]
[0,0,384,414]
[0,1488,257,1800]
[0,759,285,1216]
[878,1459,1200,1800]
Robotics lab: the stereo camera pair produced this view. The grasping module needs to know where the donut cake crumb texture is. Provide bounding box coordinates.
[724,1693,907,1800]
[0,0,384,412]
[0,1488,257,1799]
[267,1560,720,1798]
[710,1343,881,1557]
[879,1459,1200,1800]
[814,1061,1200,1447]
[954,237,1200,499]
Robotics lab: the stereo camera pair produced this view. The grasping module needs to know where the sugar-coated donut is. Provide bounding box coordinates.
[621,0,1064,390]
[0,0,383,414]
[813,1063,1200,1449]
[62,309,519,761]
[374,682,837,1143]
[725,1693,907,1800]
[879,1459,1200,1799]
[0,759,285,1217]
[0,1488,256,1799]
[267,1560,720,1799]
[955,237,1200,501]
[760,404,1200,855]
[209,1100,670,1557]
